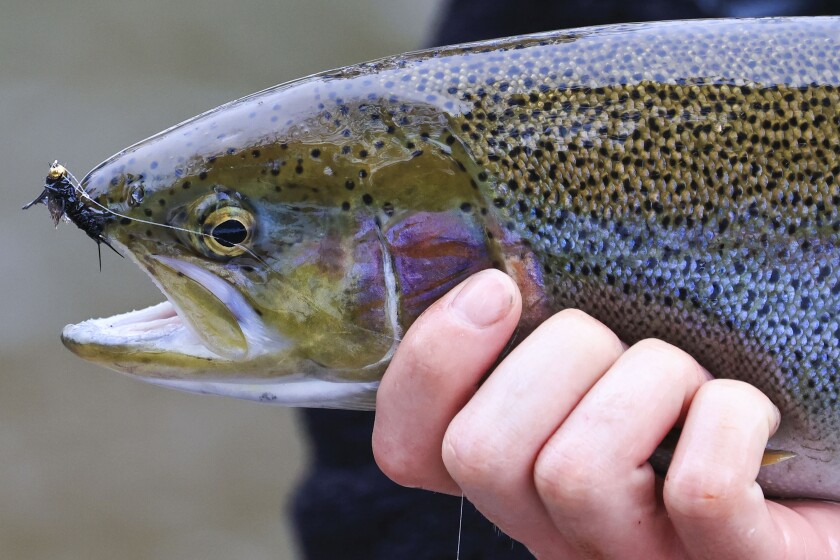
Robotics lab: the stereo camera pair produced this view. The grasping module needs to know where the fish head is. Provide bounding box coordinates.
[60,74,512,407]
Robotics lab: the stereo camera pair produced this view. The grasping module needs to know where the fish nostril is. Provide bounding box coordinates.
[129,185,145,206]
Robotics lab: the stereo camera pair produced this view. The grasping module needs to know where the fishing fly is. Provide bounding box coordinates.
[23,161,121,268]
[23,161,267,268]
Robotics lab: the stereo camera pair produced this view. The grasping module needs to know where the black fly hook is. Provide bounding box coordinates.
[24,161,122,269]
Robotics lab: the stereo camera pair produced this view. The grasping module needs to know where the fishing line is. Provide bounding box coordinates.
[456,493,464,560]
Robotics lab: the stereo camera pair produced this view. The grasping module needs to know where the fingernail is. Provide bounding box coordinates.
[451,270,515,328]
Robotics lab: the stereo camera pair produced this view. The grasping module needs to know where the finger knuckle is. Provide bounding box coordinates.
[372,435,421,488]
[695,380,778,432]
[701,378,768,403]
[441,416,508,486]
[548,309,624,353]
[631,338,688,360]
[533,441,605,508]
[630,338,702,380]
[664,465,741,520]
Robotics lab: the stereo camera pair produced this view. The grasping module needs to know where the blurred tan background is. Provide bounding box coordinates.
[0,1,442,558]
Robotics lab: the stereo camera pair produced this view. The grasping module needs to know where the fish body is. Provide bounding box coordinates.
[48,18,840,499]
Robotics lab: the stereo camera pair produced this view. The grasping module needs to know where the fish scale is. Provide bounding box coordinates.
[38,17,840,499]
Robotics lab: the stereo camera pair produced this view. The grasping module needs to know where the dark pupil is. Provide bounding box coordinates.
[212,219,247,248]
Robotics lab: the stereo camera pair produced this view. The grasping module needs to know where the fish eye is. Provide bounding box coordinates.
[202,207,255,257]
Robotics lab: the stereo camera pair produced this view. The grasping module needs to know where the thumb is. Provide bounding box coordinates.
[373,269,522,494]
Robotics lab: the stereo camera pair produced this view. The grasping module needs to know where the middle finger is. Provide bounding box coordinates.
[534,339,711,559]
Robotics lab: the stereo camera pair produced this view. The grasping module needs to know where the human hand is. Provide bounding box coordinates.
[372,269,840,559]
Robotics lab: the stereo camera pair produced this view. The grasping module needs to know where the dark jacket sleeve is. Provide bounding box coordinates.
[430,0,838,46]
[291,410,535,559]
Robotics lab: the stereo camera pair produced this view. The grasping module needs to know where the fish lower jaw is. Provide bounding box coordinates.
[61,301,226,360]
[62,301,381,409]
[143,377,380,409]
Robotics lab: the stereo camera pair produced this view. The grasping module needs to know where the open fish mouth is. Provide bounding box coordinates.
[61,299,380,408]
[61,294,381,409]
[61,301,223,361]
[59,248,382,409]
[60,243,284,366]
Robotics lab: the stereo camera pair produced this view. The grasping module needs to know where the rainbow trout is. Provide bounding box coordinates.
[29,18,840,499]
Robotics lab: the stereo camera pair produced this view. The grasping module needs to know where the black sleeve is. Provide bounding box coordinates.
[292,409,536,559]
[430,0,838,46]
